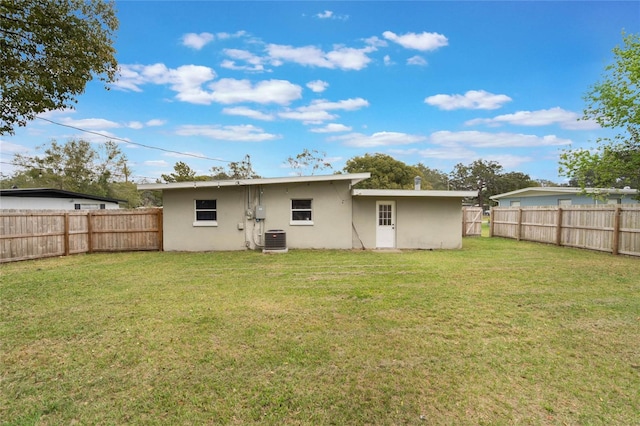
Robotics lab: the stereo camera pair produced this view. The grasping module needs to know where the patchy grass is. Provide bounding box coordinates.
[1,238,639,425]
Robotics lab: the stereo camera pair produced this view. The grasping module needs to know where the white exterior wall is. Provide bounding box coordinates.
[352,197,464,249]
[161,186,247,251]
[255,180,353,249]
[0,196,120,210]
[161,179,354,251]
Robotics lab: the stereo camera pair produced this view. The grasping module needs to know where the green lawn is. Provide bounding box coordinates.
[2,237,639,425]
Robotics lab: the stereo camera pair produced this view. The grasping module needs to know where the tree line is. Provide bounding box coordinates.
[1,143,548,210]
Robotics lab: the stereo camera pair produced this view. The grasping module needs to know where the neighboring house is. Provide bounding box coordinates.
[0,188,123,210]
[490,187,639,207]
[137,173,477,252]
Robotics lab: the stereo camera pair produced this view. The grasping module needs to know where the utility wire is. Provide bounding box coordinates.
[35,116,232,163]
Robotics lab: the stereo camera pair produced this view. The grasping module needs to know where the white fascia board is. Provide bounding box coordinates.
[137,172,371,191]
[352,189,477,198]
[490,186,638,200]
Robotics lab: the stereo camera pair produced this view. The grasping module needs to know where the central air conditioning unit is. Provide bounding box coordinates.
[263,229,287,253]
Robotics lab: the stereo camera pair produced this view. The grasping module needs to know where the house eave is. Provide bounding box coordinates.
[490,186,639,200]
[352,189,478,198]
[0,188,125,204]
[137,173,371,191]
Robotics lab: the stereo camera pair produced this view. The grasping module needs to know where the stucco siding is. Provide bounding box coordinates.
[161,180,354,251]
[256,180,353,249]
[352,196,463,249]
[162,187,247,251]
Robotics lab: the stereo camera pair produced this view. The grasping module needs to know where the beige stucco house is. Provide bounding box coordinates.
[137,173,476,252]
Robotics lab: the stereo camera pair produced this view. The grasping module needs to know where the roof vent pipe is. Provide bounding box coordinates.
[414,176,422,191]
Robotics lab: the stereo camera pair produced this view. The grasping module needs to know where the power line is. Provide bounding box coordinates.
[35,116,232,163]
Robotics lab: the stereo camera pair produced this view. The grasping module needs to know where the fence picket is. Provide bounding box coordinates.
[491,205,640,257]
[0,209,162,263]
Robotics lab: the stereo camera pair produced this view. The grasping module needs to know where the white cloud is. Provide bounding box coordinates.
[307,80,329,93]
[430,130,572,148]
[175,124,280,142]
[363,36,388,48]
[114,63,216,99]
[317,10,333,19]
[278,98,369,124]
[390,147,532,169]
[144,160,170,167]
[310,123,352,133]
[331,131,426,147]
[216,30,247,40]
[115,64,301,106]
[221,49,266,72]
[465,107,600,130]
[407,55,428,66]
[146,119,165,127]
[383,55,393,66]
[162,151,208,160]
[382,31,448,51]
[60,117,121,129]
[316,10,348,20]
[222,106,275,121]
[278,109,338,124]
[0,140,30,154]
[128,119,165,129]
[266,43,375,71]
[182,32,215,50]
[425,90,512,110]
[304,98,369,112]
[208,79,302,105]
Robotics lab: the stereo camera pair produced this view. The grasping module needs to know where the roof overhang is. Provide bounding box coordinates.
[490,186,638,200]
[0,188,124,204]
[352,189,477,198]
[137,173,371,191]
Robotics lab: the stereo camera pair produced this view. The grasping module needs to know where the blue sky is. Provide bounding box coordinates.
[2,1,639,183]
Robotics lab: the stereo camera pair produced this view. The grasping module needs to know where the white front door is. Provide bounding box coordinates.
[376,201,396,248]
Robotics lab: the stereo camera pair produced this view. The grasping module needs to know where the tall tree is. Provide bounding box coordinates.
[10,139,129,196]
[414,163,446,190]
[161,162,209,183]
[343,153,423,189]
[285,149,333,176]
[1,0,119,134]
[559,32,640,196]
[211,155,260,180]
[449,160,503,208]
[498,171,538,194]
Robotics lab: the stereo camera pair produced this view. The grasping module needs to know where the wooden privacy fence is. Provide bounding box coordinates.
[490,205,640,257]
[0,209,163,263]
[462,207,483,237]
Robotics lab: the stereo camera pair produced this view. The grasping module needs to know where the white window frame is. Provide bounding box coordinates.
[193,199,218,227]
[558,199,572,206]
[290,199,313,225]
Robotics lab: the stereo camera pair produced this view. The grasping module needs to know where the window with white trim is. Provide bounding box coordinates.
[291,199,313,224]
[194,199,217,226]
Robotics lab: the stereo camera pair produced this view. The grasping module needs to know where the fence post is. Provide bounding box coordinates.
[157,208,163,251]
[87,211,94,254]
[64,213,70,256]
[612,206,621,256]
[516,208,523,241]
[489,208,494,237]
[555,208,563,246]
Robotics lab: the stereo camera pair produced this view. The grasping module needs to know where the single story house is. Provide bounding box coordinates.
[0,188,123,210]
[137,173,476,252]
[490,186,639,207]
